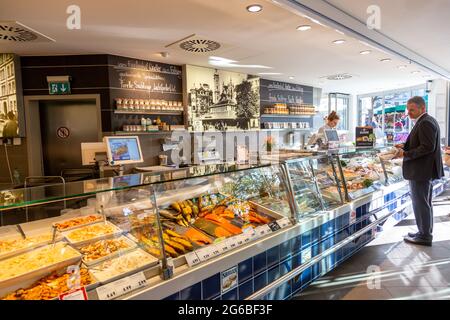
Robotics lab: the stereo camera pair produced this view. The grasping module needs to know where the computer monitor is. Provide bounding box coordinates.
[324,129,340,142]
[81,142,107,165]
[104,136,144,166]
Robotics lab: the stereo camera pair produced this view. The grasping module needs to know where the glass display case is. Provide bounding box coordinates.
[0,181,164,300]
[284,154,344,217]
[332,148,387,200]
[151,164,295,262]
[0,163,295,300]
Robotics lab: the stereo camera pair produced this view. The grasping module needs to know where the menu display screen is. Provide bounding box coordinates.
[106,137,143,164]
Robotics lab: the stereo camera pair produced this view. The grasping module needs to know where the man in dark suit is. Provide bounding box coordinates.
[395,96,444,246]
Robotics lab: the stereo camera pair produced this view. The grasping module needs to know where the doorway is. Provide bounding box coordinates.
[39,100,98,176]
[24,94,102,177]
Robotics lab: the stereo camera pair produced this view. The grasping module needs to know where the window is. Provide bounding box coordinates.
[329,93,349,130]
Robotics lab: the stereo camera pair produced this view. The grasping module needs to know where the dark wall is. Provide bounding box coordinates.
[21,54,112,132]
[18,54,185,171]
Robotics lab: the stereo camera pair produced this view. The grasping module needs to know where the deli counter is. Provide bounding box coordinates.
[0,148,446,300]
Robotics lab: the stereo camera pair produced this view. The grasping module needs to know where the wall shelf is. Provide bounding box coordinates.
[261,114,316,119]
[114,110,183,116]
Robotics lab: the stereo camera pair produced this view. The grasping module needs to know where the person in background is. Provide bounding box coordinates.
[317,111,340,135]
[394,96,443,246]
[2,111,18,137]
[308,111,340,146]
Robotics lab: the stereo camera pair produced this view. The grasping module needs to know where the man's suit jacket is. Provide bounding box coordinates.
[403,113,444,181]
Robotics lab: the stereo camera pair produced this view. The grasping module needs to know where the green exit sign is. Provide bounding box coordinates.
[49,82,71,95]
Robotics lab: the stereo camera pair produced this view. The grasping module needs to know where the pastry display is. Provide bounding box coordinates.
[64,222,122,245]
[0,243,81,283]
[89,248,157,283]
[79,237,136,264]
[1,268,94,300]
[0,233,53,259]
[54,215,103,231]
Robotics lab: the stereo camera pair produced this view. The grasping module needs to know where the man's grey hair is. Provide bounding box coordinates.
[407,96,426,108]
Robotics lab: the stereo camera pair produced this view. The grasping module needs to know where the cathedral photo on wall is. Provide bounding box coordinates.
[186,65,260,131]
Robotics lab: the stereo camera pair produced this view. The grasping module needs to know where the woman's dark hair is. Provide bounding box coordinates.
[327,111,340,121]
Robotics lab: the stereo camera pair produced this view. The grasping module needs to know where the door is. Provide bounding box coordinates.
[40,100,99,176]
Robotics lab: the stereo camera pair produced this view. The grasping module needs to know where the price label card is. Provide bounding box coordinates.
[255,225,272,238]
[96,272,148,300]
[227,237,239,250]
[235,235,244,247]
[196,246,216,262]
[59,287,88,300]
[96,282,119,300]
[185,251,201,267]
[268,221,281,232]
[241,233,252,244]
[215,240,230,253]
[277,217,292,228]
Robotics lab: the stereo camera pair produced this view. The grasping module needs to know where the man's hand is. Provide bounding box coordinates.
[394,143,404,149]
[393,148,404,159]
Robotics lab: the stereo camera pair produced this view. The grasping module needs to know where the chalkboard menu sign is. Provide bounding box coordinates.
[107,55,182,98]
[355,126,375,147]
[260,79,313,106]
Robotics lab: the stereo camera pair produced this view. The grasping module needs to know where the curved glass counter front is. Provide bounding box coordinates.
[0,162,295,300]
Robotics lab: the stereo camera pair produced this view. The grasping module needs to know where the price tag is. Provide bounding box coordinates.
[196,246,217,262]
[96,272,148,300]
[185,251,201,267]
[235,235,244,247]
[254,225,272,238]
[241,233,252,244]
[215,240,230,253]
[59,287,88,300]
[227,237,239,250]
[277,217,292,228]
[268,221,281,232]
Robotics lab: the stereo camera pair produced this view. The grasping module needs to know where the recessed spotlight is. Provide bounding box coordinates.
[398,65,407,69]
[296,25,311,31]
[411,71,421,74]
[333,39,345,44]
[359,50,371,55]
[380,58,392,62]
[246,4,262,12]
[289,76,295,80]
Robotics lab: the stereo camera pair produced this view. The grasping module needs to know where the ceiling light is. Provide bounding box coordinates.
[411,71,421,74]
[398,65,407,69]
[359,50,371,55]
[246,4,262,12]
[335,29,345,35]
[296,25,311,31]
[289,76,295,80]
[380,58,391,62]
[333,39,345,44]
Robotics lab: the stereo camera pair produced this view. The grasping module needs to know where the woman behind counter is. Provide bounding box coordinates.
[308,111,340,147]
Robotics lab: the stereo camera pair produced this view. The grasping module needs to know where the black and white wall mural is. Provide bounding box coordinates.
[186,65,260,131]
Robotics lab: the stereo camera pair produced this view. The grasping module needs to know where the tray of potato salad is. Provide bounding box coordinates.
[0,242,82,288]
[63,221,123,247]
[88,248,158,284]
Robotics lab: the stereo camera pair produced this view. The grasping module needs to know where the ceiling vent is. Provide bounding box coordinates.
[180,39,221,53]
[326,73,353,80]
[0,21,55,42]
[166,34,222,54]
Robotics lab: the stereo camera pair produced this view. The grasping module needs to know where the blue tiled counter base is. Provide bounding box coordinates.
[162,185,443,300]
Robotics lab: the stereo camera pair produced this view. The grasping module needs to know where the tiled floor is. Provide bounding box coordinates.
[293,193,450,300]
